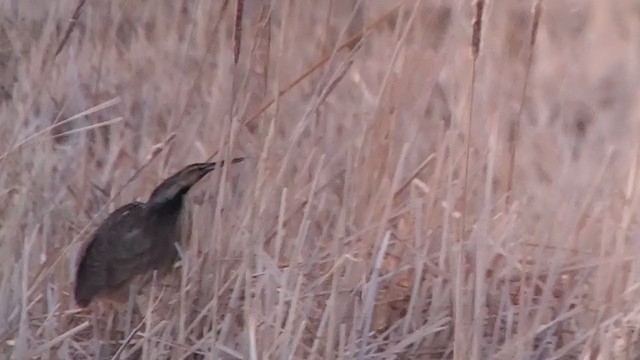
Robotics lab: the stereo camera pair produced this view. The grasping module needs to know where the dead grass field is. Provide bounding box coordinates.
[1,0,640,358]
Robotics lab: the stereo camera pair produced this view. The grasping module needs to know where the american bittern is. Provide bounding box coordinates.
[74,158,244,308]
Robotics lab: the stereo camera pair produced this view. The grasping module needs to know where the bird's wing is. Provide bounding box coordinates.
[99,202,151,258]
[105,230,150,290]
[74,230,109,306]
[100,202,155,289]
[74,202,148,305]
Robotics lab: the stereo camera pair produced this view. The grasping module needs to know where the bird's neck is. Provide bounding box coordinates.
[147,195,185,219]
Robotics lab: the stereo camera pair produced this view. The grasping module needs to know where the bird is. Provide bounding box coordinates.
[74,157,244,308]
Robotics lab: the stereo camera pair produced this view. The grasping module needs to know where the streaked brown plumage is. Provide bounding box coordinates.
[74,158,244,308]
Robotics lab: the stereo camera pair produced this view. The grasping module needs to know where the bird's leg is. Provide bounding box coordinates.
[90,308,102,358]
[124,282,138,336]
[108,308,117,342]
[94,303,121,358]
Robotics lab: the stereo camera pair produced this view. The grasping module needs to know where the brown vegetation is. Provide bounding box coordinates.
[1,0,640,358]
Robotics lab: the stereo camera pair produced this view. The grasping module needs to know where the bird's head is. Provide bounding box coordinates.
[147,158,244,209]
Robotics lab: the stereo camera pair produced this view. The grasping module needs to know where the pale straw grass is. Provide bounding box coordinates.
[1,0,640,359]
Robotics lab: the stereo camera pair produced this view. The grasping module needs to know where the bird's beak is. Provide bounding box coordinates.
[204,163,218,172]
[205,157,245,172]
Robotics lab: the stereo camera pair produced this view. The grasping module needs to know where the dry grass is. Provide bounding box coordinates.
[1,0,640,358]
